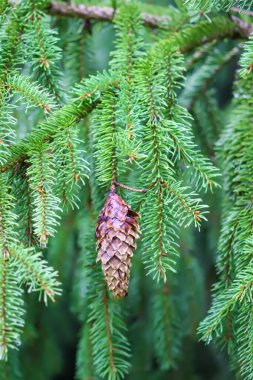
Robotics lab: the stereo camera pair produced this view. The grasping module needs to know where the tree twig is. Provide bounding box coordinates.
[48,2,253,37]
[113,181,147,193]
[48,2,172,28]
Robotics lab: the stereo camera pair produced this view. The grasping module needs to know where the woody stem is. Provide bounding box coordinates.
[112,181,147,193]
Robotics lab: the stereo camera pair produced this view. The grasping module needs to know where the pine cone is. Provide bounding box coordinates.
[96,186,140,298]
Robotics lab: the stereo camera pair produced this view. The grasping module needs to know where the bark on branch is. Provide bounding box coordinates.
[48,2,253,36]
[49,2,173,28]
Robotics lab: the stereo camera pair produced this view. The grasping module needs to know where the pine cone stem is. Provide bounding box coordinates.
[112,181,147,193]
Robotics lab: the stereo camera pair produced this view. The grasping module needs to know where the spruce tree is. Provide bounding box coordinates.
[0,0,253,379]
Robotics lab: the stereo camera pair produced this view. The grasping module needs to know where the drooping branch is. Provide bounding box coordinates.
[0,15,249,177]
[48,1,172,28]
[0,76,117,174]
[48,2,253,37]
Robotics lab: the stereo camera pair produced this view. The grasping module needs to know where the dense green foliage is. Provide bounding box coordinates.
[0,0,253,379]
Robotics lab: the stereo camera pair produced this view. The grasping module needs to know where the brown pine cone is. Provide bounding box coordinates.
[96,185,140,298]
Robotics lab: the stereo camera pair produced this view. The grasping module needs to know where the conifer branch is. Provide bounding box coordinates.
[110,4,144,140]
[48,2,253,37]
[0,176,18,255]
[92,89,118,185]
[0,17,243,176]
[136,56,181,278]
[184,0,253,12]
[198,56,253,376]
[0,8,23,84]
[0,7,24,164]
[0,256,24,361]
[9,245,61,304]
[27,143,61,246]
[199,262,253,342]
[2,1,253,373]
[75,218,131,379]
[49,2,172,28]
[89,287,131,380]
[52,124,89,207]
[23,0,63,102]
[13,166,35,246]
[6,74,57,113]
[152,281,181,369]
[162,181,207,228]
[0,73,116,174]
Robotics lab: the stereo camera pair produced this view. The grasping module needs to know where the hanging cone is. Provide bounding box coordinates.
[96,185,140,298]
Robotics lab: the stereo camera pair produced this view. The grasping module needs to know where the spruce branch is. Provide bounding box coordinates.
[48,2,253,37]
[151,280,182,370]
[110,3,144,140]
[184,0,253,12]
[6,74,57,113]
[0,256,24,361]
[0,16,244,177]
[236,303,253,380]
[2,2,252,373]
[76,219,131,379]
[162,180,208,229]
[0,6,24,164]
[92,89,118,185]
[199,60,253,376]
[157,16,240,54]
[23,0,63,102]
[131,43,217,279]
[0,175,18,255]
[9,245,61,304]
[0,6,23,84]
[52,124,89,208]
[0,93,16,165]
[49,1,172,28]
[89,287,131,380]
[0,72,117,175]
[10,164,35,246]
[27,143,61,246]
[199,262,253,343]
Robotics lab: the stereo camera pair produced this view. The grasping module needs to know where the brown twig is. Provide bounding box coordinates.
[48,2,253,37]
[113,181,147,193]
[49,2,173,28]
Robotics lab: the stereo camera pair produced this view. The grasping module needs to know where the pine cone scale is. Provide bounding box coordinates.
[96,187,140,298]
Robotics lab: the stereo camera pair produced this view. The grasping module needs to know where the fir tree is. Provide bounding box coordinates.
[0,1,253,379]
